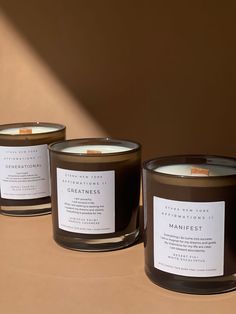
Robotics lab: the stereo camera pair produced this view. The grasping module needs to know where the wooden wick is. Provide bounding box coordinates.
[86,150,102,154]
[191,167,209,176]
[19,128,32,134]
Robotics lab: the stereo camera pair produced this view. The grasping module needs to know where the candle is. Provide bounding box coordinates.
[61,145,132,154]
[0,122,66,216]
[49,138,141,251]
[143,155,236,294]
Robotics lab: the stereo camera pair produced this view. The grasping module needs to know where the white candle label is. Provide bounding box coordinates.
[57,168,115,234]
[0,145,50,200]
[153,197,225,277]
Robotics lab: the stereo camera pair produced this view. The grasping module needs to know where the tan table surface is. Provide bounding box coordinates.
[0,214,235,314]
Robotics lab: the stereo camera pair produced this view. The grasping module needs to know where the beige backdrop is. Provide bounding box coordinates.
[1,3,236,313]
[0,1,235,159]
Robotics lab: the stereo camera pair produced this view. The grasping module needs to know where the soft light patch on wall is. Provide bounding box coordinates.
[0,10,106,139]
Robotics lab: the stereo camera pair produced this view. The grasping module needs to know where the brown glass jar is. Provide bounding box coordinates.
[0,122,66,216]
[143,155,236,294]
[49,138,141,251]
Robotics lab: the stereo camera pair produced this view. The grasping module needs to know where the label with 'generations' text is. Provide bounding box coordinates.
[57,168,115,234]
[153,197,225,277]
[0,145,50,200]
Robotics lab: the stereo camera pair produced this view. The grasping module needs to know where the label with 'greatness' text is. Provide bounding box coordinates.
[57,168,115,234]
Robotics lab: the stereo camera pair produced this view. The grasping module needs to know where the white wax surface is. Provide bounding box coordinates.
[155,164,236,177]
[62,145,132,154]
[0,126,58,135]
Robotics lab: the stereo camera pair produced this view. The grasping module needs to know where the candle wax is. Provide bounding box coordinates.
[62,145,132,154]
[155,164,236,177]
[0,126,59,135]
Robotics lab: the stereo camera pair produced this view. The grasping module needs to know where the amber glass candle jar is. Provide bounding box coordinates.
[49,138,141,251]
[143,155,236,294]
[0,122,66,216]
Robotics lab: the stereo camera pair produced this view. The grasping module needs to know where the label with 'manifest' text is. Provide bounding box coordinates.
[0,145,50,200]
[57,168,115,234]
[153,197,225,277]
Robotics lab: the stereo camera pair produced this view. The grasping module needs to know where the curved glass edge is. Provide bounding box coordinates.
[49,137,141,157]
[143,155,236,180]
[0,122,66,138]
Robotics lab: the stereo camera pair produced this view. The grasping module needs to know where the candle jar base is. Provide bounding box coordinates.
[0,202,51,217]
[145,267,236,294]
[0,196,52,216]
[54,229,139,252]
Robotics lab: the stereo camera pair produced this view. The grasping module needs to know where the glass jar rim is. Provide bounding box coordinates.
[49,137,141,157]
[143,154,236,179]
[0,122,66,137]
